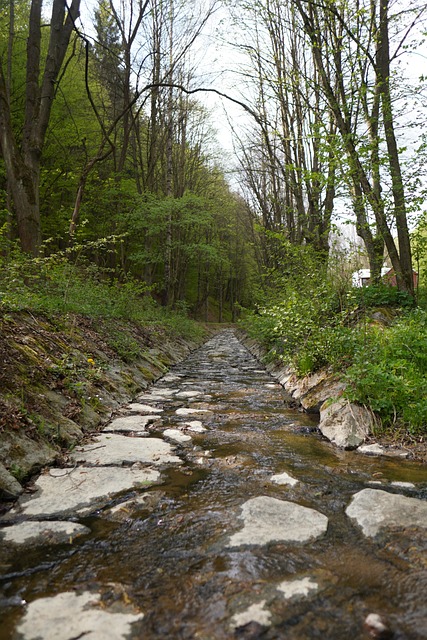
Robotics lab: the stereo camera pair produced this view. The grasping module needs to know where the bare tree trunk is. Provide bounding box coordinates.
[376,0,413,295]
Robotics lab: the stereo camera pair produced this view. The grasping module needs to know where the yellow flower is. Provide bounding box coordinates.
[87,358,95,366]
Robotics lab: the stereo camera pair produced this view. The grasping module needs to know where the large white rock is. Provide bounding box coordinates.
[319,399,373,449]
[70,434,181,466]
[346,488,427,537]
[0,521,90,545]
[227,496,328,547]
[103,415,161,432]
[13,467,160,518]
[16,591,143,640]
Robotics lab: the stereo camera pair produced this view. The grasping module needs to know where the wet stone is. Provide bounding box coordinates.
[271,471,298,487]
[126,403,163,414]
[358,443,386,456]
[175,407,213,416]
[105,492,164,521]
[346,488,427,537]
[277,576,318,599]
[227,496,328,547]
[184,420,207,433]
[70,434,181,466]
[149,388,179,396]
[230,600,272,630]
[103,415,162,432]
[6,466,160,518]
[16,591,143,640]
[175,390,203,399]
[0,521,90,546]
[159,374,182,382]
[163,428,192,444]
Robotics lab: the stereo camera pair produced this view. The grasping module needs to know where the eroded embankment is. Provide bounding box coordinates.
[0,311,207,500]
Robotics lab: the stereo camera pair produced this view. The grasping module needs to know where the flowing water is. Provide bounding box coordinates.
[1,330,427,639]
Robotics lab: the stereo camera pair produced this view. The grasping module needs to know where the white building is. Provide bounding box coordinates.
[352,268,390,287]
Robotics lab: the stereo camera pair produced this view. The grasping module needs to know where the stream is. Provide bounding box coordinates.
[1,329,427,639]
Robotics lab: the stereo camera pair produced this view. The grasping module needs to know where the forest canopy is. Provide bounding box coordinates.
[1,0,427,317]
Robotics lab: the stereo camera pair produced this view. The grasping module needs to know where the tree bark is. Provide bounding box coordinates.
[0,0,81,255]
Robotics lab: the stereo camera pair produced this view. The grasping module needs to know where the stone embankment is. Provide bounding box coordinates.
[0,312,206,501]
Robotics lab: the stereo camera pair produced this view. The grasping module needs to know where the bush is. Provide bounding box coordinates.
[242,234,427,435]
[344,309,427,433]
[348,283,414,309]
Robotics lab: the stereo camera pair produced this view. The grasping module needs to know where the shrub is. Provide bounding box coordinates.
[348,283,414,309]
[344,309,427,433]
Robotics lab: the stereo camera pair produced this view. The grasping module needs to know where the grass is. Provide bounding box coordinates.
[0,240,205,343]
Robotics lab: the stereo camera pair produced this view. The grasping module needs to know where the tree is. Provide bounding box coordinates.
[0,0,81,255]
[293,0,416,295]
[228,0,338,265]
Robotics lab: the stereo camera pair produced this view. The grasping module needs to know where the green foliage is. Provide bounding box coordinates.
[348,284,414,309]
[243,238,341,374]
[0,232,202,341]
[242,234,427,434]
[344,310,427,433]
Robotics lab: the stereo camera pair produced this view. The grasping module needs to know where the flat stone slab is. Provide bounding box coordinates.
[70,434,181,466]
[103,415,162,432]
[16,591,143,640]
[346,488,427,537]
[227,496,328,547]
[175,391,202,399]
[231,600,271,629]
[184,421,207,433]
[271,471,298,487]
[0,521,90,545]
[160,374,182,382]
[150,388,179,396]
[126,403,163,414]
[357,443,385,456]
[163,429,192,443]
[175,408,213,416]
[390,481,415,489]
[277,576,318,599]
[9,467,160,518]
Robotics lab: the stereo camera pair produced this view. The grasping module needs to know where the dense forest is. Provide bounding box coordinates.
[1,0,427,436]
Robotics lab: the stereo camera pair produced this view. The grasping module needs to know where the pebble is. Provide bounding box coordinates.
[363,613,392,639]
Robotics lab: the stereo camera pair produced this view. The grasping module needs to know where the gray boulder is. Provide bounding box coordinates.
[346,488,427,537]
[319,399,373,449]
[0,462,23,499]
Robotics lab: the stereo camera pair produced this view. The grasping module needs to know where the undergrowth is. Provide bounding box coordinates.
[0,235,205,342]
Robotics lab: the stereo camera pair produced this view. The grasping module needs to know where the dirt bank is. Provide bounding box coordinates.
[0,311,207,502]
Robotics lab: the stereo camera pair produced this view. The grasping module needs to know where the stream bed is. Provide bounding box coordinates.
[1,329,427,639]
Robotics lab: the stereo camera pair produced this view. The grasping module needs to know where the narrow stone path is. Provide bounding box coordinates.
[1,329,427,639]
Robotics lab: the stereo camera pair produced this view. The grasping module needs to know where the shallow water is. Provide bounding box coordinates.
[1,329,427,639]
